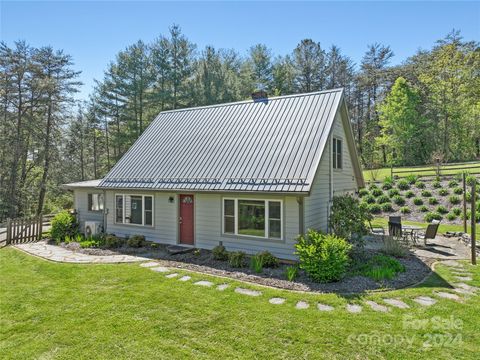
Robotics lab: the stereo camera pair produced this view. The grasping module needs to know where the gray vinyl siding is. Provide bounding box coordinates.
[73,189,104,231]
[304,111,358,232]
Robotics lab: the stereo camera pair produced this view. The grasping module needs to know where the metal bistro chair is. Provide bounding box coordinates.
[389,216,401,224]
[418,222,440,246]
[388,221,403,238]
[369,220,385,238]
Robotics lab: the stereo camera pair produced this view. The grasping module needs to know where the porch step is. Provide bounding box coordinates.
[166,245,195,255]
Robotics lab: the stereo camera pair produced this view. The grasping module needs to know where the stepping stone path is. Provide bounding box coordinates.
[216,284,229,291]
[442,260,463,267]
[365,300,389,312]
[194,280,214,287]
[346,304,362,313]
[140,261,160,268]
[295,301,309,309]
[454,283,479,291]
[383,298,410,309]
[179,275,191,282]
[165,273,179,279]
[435,292,461,301]
[150,266,170,273]
[453,288,475,295]
[413,296,437,306]
[235,288,262,297]
[269,298,286,305]
[455,276,473,282]
[317,303,334,312]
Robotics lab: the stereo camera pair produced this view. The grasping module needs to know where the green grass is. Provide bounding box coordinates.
[1,248,480,359]
[363,161,480,182]
[371,217,480,235]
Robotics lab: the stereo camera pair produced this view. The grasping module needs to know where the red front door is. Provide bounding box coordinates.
[179,194,194,245]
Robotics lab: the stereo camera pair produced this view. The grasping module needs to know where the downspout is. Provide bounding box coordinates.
[103,189,107,234]
[328,136,333,233]
[297,196,304,235]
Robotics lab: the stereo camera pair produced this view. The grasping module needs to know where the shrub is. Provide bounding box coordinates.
[400,206,410,214]
[371,188,383,197]
[382,179,393,190]
[465,192,472,202]
[328,194,371,244]
[80,240,99,248]
[295,230,351,283]
[368,203,382,214]
[454,172,464,182]
[413,197,423,205]
[436,205,448,214]
[448,180,458,188]
[228,251,246,267]
[50,211,79,244]
[449,195,461,205]
[428,197,438,205]
[421,190,432,197]
[250,255,264,273]
[357,254,405,281]
[382,236,408,257]
[446,213,457,221]
[104,234,123,248]
[388,188,400,197]
[127,234,146,248]
[432,180,442,189]
[405,190,415,198]
[257,251,279,268]
[364,194,376,204]
[424,212,442,222]
[438,188,449,196]
[376,195,390,204]
[358,188,369,197]
[212,244,229,261]
[368,183,379,191]
[285,266,299,281]
[466,175,479,186]
[397,179,410,190]
[381,203,393,212]
[405,174,418,184]
[415,181,426,189]
[453,187,463,195]
[392,195,405,206]
[419,205,429,212]
[461,210,471,220]
[452,207,462,216]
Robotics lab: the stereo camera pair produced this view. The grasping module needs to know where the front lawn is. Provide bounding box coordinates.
[1,248,479,359]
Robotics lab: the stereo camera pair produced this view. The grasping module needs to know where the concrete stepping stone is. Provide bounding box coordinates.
[269,297,285,305]
[413,296,437,306]
[346,304,362,313]
[216,284,229,291]
[454,276,473,282]
[235,288,262,297]
[150,266,170,273]
[317,303,334,312]
[140,261,160,268]
[442,260,463,267]
[454,283,479,292]
[295,301,309,309]
[179,275,191,282]
[451,271,472,276]
[165,273,179,279]
[365,300,389,312]
[383,298,410,309]
[453,288,475,295]
[194,280,214,287]
[435,292,461,301]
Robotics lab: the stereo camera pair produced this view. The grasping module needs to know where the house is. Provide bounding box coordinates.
[64,89,364,259]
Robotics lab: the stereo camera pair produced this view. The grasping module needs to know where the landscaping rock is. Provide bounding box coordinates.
[295,301,309,309]
[413,296,437,306]
[435,292,461,301]
[150,266,170,273]
[346,304,362,313]
[317,303,334,312]
[235,288,262,297]
[166,245,195,255]
[365,300,388,312]
[216,284,229,291]
[269,297,285,305]
[140,261,160,268]
[194,280,214,287]
[179,275,191,281]
[383,298,410,309]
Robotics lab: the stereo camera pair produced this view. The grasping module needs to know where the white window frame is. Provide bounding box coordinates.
[333,137,343,170]
[114,194,154,227]
[222,198,283,240]
[88,193,104,212]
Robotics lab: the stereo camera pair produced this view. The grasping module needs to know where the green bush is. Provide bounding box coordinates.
[465,192,472,202]
[449,195,461,205]
[228,251,246,267]
[438,188,449,196]
[50,211,79,244]
[405,174,418,184]
[127,234,146,248]
[392,195,405,206]
[376,195,391,204]
[285,266,299,281]
[371,188,383,197]
[421,190,432,197]
[381,203,393,212]
[358,188,369,197]
[448,180,458,188]
[104,234,124,248]
[432,180,442,189]
[466,175,479,186]
[212,244,229,261]
[453,187,463,195]
[250,255,264,273]
[388,188,400,197]
[446,213,457,221]
[368,183,379,191]
[415,181,426,189]
[80,240,99,248]
[295,230,351,283]
[436,205,448,214]
[364,194,376,204]
[424,212,442,222]
[257,251,279,268]
[419,205,429,212]
[397,179,410,190]
[428,197,438,205]
[400,206,410,214]
[328,194,371,244]
[405,190,415,198]
[413,197,423,205]
[452,207,462,216]
[368,203,382,214]
[454,172,464,182]
[357,254,405,281]
[382,179,393,190]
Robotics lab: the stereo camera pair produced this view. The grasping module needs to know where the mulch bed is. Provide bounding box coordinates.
[59,241,433,294]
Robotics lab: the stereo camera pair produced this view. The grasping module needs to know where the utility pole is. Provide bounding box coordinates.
[463,173,467,233]
[471,181,476,265]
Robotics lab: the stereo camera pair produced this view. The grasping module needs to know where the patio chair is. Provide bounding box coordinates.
[389,216,401,224]
[368,221,385,238]
[388,221,403,237]
[417,222,440,246]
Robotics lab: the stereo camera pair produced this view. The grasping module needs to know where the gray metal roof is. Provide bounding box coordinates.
[63,179,103,189]
[99,89,345,193]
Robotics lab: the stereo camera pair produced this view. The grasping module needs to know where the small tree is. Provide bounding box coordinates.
[329,194,372,245]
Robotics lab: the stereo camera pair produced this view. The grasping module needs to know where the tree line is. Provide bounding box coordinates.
[0,26,478,220]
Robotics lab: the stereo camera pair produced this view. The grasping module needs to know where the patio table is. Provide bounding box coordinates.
[402,225,424,245]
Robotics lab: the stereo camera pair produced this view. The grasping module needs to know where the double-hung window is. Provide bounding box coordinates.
[115,194,153,226]
[88,193,104,212]
[223,198,282,240]
[333,137,342,170]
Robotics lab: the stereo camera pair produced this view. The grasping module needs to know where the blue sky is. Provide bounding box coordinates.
[1,1,479,99]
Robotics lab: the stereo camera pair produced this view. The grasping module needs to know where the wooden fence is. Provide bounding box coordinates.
[0,213,56,247]
[391,162,480,179]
